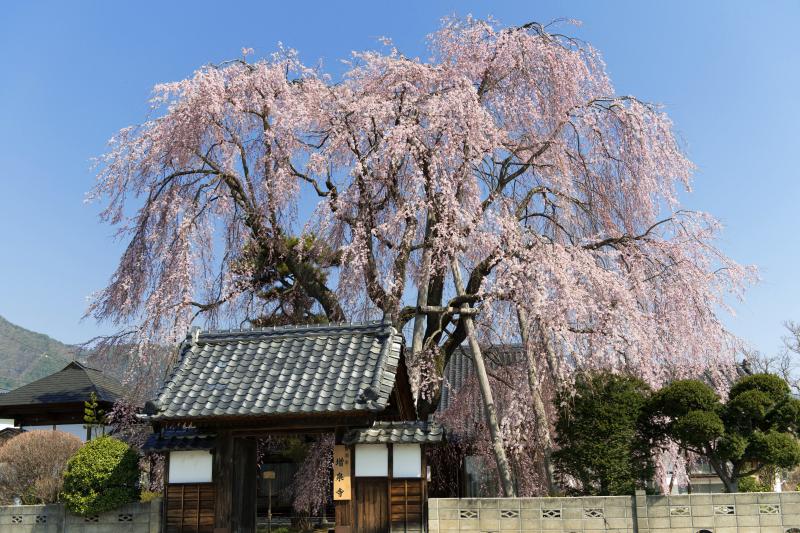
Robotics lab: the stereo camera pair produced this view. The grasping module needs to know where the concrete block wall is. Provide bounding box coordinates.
[0,500,161,533]
[429,496,634,532]
[430,492,800,533]
[637,490,800,533]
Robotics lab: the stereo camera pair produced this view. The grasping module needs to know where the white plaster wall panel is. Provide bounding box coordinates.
[392,444,421,478]
[168,450,213,483]
[355,444,388,476]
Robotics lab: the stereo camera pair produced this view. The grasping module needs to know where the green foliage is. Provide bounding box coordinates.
[730,373,791,400]
[280,436,312,463]
[672,410,725,445]
[83,392,107,438]
[749,431,800,467]
[643,373,800,492]
[647,379,721,419]
[139,490,161,503]
[238,235,336,328]
[84,392,102,425]
[552,371,653,495]
[738,475,771,493]
[61,436,140,516]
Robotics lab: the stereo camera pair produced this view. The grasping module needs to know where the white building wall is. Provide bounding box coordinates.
[19,424,111,442]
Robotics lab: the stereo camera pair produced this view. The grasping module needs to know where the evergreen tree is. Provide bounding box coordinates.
[553,372,653,495]
[83,392,106,438]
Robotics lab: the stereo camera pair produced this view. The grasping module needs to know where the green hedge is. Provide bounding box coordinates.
[60,436,140,516]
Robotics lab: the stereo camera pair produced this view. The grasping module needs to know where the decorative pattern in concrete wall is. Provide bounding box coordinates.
[635,490,800,533]
[429,495,634,532]
[0,500,161,533]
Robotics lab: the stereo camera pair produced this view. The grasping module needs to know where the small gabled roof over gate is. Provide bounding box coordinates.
[343,420,445,445]
[146,321,410,424]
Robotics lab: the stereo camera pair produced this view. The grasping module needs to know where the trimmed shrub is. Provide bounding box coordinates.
[644,373,800,492]
[739,475,772,492]
[0,430,83,504]
[61,436,140,516]
[139,490,161,503]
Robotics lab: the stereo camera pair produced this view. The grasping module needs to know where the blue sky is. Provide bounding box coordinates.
[1,1,798,356]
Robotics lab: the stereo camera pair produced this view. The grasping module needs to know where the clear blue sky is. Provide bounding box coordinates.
[1,1,798,356]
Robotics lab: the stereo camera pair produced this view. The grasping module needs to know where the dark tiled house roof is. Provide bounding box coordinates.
[0,427,23,444]
[146,321,404,422]
[343,421,444,445]
[438,344,525,412]
[0,361,124,412]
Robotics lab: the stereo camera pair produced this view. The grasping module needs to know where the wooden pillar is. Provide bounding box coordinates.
[213,430,233,532]
[231,437,257,532]
[422,446,428,531]
[163,452,170,532]
[387,444,393,533]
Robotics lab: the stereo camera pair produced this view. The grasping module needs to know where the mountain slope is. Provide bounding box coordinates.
[0,315,77,391]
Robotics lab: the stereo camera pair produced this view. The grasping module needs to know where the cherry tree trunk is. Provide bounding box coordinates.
[411,217,434,357]
[517,307,554,494]
[451,258,516,497]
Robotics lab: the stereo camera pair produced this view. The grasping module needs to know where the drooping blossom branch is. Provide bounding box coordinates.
[291,435,333,516]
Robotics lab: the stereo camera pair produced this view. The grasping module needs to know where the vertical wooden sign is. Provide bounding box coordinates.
[333,445,352,501]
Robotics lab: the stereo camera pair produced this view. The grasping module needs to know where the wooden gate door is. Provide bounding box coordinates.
[390,479,423,532]
[355,478,389,533]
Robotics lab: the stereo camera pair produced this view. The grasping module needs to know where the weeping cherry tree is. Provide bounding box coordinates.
[88,17,753,496]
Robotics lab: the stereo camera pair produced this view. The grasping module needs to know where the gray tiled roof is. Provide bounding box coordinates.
[148,321,404,421]
[343,421,444,445]
[142,428,215,452]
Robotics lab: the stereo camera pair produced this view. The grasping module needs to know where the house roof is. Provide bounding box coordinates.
[142,428,215,452]
[0,361,124,412]
[0,427,23,443]
[146,321,405,422]
[439,344,525,412]
[343,420,444,445]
